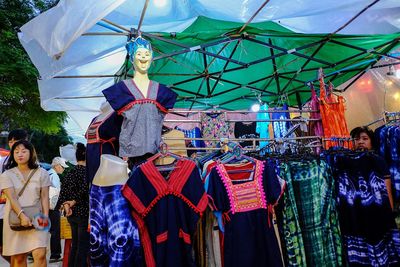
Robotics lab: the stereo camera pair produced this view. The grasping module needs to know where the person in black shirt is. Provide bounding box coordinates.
[350,126,394,209]
[57,143,89,267]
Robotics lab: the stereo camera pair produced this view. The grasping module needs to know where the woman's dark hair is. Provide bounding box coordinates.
[7,129,28,142]
[75,142,86,161]
[350,126,376,149]
[7,140,39,169]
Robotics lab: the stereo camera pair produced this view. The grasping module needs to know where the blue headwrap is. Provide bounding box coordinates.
[126,36,153,61]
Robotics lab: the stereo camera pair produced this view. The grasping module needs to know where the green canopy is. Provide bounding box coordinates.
[118,16,400,110]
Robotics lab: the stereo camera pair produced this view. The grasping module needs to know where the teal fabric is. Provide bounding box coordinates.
[256,103,270,148]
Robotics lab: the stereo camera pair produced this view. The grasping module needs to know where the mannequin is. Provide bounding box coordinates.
[85,101,122,183]
[102,36,178,162]
[92,154,128,186]
[95,101,113,121]
[89,154,142,266]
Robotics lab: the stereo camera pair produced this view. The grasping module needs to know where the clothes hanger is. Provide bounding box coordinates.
[220,143,256,174]
[147,143,183,172]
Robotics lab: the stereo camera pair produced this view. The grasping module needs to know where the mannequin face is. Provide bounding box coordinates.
[133,47,152,74]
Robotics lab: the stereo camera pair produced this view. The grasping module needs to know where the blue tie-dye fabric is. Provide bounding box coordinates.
[90,185,142,267]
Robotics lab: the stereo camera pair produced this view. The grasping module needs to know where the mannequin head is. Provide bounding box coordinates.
[133,47,153,74]
[126,36,153,75]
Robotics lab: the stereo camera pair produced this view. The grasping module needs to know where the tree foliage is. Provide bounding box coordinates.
[0,0,65,134]
[30,126,72,163]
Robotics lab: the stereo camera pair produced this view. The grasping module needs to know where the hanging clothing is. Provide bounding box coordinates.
[318,76,350,149]
[308,86,324,137]
[376,125,400,200]
[122,159,208,267]
[256,103,270,148]
[234,121,259,148]
[278,159,343,267]
[272,104,291,138]
[85,111,122,183]
[102,80,178,157]
[333,152,400,267]
[206,160,285,267]
[176,127,206,148]
[200,112,232,147]
[90,185,142,267]
[156,129,188,165]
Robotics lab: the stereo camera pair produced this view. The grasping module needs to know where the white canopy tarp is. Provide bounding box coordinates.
[17,0,400,136]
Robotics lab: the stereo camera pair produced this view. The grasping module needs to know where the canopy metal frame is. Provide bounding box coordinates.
[53,0,400,110]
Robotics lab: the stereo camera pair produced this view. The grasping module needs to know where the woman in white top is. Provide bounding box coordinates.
[0,140,50,267]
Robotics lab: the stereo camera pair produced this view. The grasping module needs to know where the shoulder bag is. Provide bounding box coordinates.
[9,168,41,231]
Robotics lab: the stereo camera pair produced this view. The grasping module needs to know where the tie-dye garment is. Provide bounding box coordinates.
[278,159,343,267]
[333,152,400,267]
[90,185,142,267]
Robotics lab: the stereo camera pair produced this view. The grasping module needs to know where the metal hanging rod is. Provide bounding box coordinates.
[164,118,321,123]
[169,109,318,114]
[162,136,321,142]
[365,118,384,127]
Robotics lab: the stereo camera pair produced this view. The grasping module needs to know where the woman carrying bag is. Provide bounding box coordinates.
[0,140,51,267]
[57,143,89,267]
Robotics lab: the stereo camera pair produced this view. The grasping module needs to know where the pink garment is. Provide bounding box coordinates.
[309,85,323,137]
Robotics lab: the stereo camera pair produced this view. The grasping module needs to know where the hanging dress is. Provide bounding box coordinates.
[200,112,232,147]
[122,159,208,267]
[206,160,286,267]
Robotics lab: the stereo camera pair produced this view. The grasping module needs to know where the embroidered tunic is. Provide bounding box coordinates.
[122,159,208,267]
[206,160,286,267]
[85,112,122,183]
[102,80,178,157]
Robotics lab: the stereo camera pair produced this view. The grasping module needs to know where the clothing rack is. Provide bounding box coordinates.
[365,117,384,127]
[384,111,400,124]
[169,109,318,114]
[321,137,355,148]
[162,136,323,151]
[164,118,320,123]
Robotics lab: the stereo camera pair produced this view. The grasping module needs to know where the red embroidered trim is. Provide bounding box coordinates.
[117,99,168,116]
[121,184,147,215]
[156,231,168,243]
[197,193,209,215]
[131,210,155,267]
[85,112,113,143]
[139,160,206,217]
[141,162,165,194]
[141,191,205,218]
[217,160,267,214]
[178,229,191,244]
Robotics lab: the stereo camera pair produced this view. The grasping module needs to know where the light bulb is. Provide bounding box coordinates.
[251,103,260,112]
[153,0,167,8]
[396,69,400,79]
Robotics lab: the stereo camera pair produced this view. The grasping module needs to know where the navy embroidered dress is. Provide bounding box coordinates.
[102,80,178,158]
[122,159,208,267]
[206,160,286,267]
[334,152,400,266]
[85,112,122,183]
